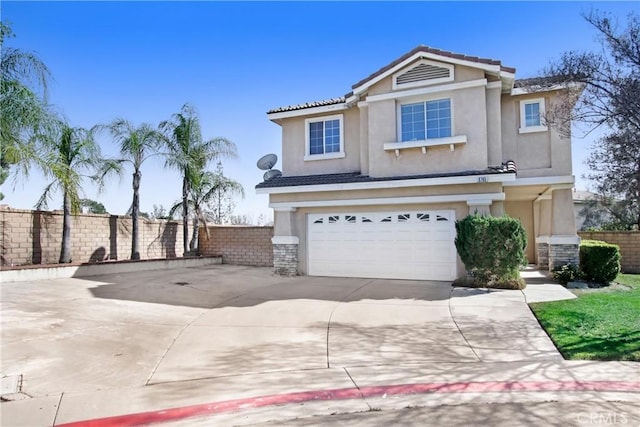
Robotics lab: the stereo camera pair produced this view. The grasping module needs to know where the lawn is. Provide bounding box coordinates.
[530,274,640,361]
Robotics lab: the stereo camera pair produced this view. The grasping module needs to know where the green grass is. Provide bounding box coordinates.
[530,274,640,361]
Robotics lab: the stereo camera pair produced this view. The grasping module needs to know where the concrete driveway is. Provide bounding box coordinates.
[1,264,563,400]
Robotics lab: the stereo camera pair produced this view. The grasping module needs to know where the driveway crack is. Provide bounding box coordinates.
[343,367,371,410]
[325,280,374,369]
[448,287,482,362]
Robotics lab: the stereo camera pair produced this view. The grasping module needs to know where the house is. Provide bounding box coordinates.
[573,190,598,230]
[257,46,581,280]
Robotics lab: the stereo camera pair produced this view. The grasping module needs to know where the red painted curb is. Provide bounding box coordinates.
[55,380,640,427]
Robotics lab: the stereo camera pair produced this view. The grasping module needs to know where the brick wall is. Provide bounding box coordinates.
[199,225,273,267]
[578,231,640,274]
[1,207,184,266]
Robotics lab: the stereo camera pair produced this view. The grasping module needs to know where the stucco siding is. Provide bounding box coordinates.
[280,108,361,176]
[505,200,535,262]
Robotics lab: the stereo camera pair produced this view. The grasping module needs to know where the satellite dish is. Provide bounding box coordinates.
[257,153,278,170]
[263,169,282,181]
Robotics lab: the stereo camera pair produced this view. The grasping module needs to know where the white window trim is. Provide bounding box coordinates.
[391,59,455,90]
[396,96,456,143]
[304,114,345,161]
[519,97,548,134]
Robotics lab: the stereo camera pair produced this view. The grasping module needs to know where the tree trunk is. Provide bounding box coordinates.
[59,191,72,263]
[182,176,189,256]
[131,170,141,260]
[190,216,198,253]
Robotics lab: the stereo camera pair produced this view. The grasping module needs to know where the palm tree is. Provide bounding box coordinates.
[160,103,237,256]
[99,119,162,259]
[36,122,102,263]
[0,22,53,199]
[169,169,244,253]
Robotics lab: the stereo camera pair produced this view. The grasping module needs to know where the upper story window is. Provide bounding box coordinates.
[400,98,452,142]
[304,114,345,161]
[519,98,548,134]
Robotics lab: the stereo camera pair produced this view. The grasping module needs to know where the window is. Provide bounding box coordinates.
[400,98,451,142]
[519,98,547,133]
[304,114,345,161]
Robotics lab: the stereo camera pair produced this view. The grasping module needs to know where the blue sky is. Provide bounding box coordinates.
[2,1,637,220]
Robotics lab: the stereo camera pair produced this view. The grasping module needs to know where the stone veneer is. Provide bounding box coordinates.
[548,244,579,271]
[536,242,549,269]
[273,243,298,276]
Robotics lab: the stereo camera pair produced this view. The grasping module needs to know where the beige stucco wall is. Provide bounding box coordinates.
[501,92,572,177]
[270,182,503,204]
[280,107,361,176]
[366,85,488,177]
[504,200,535,262]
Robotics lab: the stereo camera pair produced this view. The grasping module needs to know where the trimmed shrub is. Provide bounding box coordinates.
[552,263,581,285]
[579,240,621,284]
[455,215,528,287]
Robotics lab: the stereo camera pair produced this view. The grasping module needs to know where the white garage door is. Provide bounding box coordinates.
[308,210,457,281]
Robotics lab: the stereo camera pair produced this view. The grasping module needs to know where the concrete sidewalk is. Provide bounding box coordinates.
[2,265,636,426]
[3,361,638,426]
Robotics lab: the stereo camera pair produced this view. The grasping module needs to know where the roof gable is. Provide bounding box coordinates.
[351,45,516,95]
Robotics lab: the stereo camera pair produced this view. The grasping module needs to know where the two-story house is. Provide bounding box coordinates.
[257,46,580,280]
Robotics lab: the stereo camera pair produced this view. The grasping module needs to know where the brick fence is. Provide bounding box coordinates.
[0,207,274,268]
[199,225,273,267]
[1,207,184,266]
[578,231,640,274]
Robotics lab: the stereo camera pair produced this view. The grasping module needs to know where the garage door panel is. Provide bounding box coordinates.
[308,210,457,281]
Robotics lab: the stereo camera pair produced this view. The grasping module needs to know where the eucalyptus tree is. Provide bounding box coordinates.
[160,103,237,255]
[35,121,102,263]
[98,119,163,259]
[0,22,53,199]
[169,169,244,253]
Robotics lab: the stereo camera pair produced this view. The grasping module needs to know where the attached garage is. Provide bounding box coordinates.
[307,210,457,281]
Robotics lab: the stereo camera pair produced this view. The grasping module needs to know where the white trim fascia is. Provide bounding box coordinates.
[272,236,299,245]
[352,51,502,96]
[272,207,297,212]
[548,235,580,245]
[366,79,487,104]
[357,101,368,108]
[257,173,515,195]
[304,152,346,161]
[267,103,348,121]
[467,199,493,207]
[269,192,506,209]
[486,81,502,90]
[519,125,548,134]
[503,175,574,187]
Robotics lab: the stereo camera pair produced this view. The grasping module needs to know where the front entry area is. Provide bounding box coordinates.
[307,210,457,281]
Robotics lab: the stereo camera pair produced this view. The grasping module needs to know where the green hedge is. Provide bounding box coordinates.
[455,215,527,285]
[579,240,621,284]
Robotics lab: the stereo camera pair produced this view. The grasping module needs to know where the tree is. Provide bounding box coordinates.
[160,103,237,255]
[538,11,640,229]
[208,162,245,225]
[80,198,107,214]
[0,22,53,200]
[35,122,102,263]
[169,167,244,253]
[98,119,162,259]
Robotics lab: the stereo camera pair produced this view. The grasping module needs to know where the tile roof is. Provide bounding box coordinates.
[256,162,516,189]
[513,76,567,88]
[266,96,347,114]
[267,45,516,115]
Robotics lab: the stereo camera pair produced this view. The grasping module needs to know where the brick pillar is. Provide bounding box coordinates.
[272,237,298,276]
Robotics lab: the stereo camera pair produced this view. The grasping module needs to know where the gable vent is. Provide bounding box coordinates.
[396,63,450,86]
